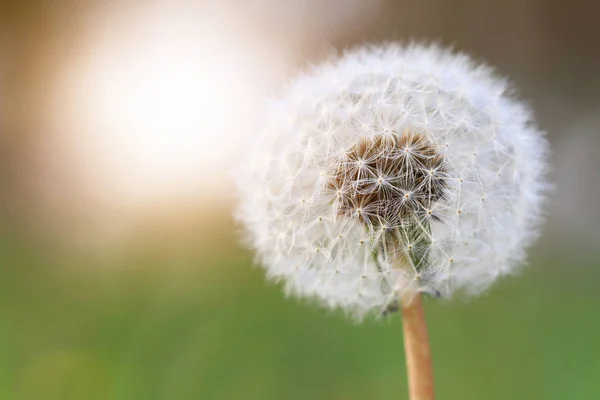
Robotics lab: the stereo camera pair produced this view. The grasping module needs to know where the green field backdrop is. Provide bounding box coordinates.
[1,211,598,400]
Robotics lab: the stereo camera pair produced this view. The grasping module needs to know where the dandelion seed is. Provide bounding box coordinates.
[235,44,549,399]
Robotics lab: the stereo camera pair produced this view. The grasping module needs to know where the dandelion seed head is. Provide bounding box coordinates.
[235,43,550,319]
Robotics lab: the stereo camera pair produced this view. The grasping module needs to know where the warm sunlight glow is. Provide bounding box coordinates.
[49,3,280,209]
[88,27,242,201]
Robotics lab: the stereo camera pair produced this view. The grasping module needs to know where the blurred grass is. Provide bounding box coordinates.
[0,217,599,400]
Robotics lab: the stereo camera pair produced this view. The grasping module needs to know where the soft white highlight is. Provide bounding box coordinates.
[236,43,549,318]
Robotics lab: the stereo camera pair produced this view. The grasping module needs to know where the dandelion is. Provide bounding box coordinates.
[235,43,549,399]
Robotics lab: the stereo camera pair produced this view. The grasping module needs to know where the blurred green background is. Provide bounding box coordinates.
[1,216,599,400]
[1,0,600,399]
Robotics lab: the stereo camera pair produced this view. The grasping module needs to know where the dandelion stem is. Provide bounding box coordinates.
[401,292,435,400]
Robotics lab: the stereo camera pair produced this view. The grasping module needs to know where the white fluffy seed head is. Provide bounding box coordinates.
[235,43,549,319]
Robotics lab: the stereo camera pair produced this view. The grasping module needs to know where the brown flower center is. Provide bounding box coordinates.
[329,132,446,229]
